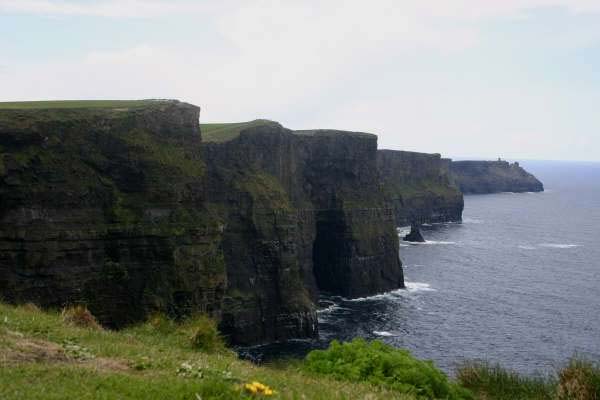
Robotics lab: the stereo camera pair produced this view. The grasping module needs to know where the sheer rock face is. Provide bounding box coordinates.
[0,101,229,329]
[450,160,544,194]
[377,150,464,226]
[203,125,404,343]
[0,106,403,346]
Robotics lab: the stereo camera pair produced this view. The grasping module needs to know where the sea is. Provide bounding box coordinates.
[239,160,600,376]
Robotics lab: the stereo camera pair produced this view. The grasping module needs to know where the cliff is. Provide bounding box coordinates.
[0,100,227,330]
[0,104,403,346]
[203,123,403,343]
[377,150,464,226]
[450,160,544,194]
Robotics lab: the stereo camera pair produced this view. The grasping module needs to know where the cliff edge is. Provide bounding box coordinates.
[450,160,544,194]
[377,150,464,226]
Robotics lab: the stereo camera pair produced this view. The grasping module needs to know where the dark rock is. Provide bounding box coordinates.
[403,225,425,242]
[450,160,544,194]
[0,103,404,346]
[203,124,404,342]
[377,150,464,226]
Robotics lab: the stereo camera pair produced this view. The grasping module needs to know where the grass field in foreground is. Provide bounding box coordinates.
[0,302,411,400]
[1,302,599,399]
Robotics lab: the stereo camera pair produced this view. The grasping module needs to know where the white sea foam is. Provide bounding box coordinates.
[347,282,435,302]
[401,240,456,245]
[405,282,436,292]
[373,331,394,337]
[462,217,483,224]
[518,245,536,250]
[317,304,341,314]
[538,243,581,249]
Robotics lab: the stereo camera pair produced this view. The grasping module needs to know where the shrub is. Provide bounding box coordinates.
[304,338,472,399]
[456,361,554,400]
[557,358,600,400]
[179,314,226,353]
[147,312,176,334]
[61,305,102,330]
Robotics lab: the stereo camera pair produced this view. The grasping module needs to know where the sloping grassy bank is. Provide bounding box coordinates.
[0,302,413,400]
[1,302,598,399]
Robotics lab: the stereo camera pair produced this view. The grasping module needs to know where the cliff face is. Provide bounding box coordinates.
[450,160,544,194]
[0,101,229,329]
[377,150,464,226]
[0,105,403,346]
[203,124,403,343]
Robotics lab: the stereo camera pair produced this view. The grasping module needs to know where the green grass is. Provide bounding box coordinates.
[0,302,413,399]
[456,361,554,400]
[0,100,161,110]
[456,360,600,400]
[3,302,598,399]
[304,339,473,400]
[201,119,279,142]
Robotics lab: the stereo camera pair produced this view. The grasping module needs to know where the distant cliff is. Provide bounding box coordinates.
[377,150,464,226]
[450,160,544,194]
[0,104,403,346]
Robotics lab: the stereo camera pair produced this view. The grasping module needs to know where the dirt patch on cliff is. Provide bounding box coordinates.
[1,332,129,372]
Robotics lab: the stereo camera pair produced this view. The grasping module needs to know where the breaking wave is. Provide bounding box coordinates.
[538,243,581,249]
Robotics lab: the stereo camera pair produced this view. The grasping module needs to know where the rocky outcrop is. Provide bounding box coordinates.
[377,150,464,226]
[450,160,544,194]
[403,225,425,243]
[0,103,403,346]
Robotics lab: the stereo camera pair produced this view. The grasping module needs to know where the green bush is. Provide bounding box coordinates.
[304,338,472,399]
[179,314,226,353]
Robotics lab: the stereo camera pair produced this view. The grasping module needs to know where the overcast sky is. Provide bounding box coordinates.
[1,1,599,161]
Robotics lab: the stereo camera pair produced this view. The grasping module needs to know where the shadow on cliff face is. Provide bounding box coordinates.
[312,210,350,295]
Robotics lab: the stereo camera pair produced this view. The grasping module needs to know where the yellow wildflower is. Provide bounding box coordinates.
[242,381,276,396]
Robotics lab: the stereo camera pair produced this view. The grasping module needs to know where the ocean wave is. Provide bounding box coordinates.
[373,331,394,337]
[406,282,436,292]
[347,282,435,302]
[403,240,456,245]
[462,217,483,224]
[538,243,581,249]
[518,245,536,250]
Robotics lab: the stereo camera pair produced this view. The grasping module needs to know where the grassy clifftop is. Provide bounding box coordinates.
[0,100,164,110]
[201,120,280,142]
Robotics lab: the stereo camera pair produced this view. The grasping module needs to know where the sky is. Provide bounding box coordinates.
[1,1,600,161]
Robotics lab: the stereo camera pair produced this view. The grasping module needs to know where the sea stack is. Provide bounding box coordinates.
[403,224,426,242]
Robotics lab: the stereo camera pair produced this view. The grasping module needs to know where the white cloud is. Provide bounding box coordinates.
[0,0,216,18]
[2,0,600,160]
[3,0,600,19]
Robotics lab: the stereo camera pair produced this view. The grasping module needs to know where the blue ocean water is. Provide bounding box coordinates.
[242,160,600,376]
